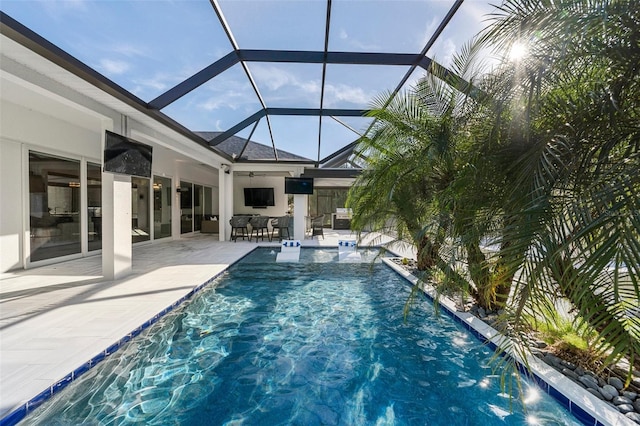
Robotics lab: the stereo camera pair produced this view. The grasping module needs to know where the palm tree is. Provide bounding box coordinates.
[351,0,639,377]
[480,0,640,374]
[349,42,521,311]
[348,90,454,272]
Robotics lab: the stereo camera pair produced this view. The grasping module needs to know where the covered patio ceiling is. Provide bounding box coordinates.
[0,0,495,168]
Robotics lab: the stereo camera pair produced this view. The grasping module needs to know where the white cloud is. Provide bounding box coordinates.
[252,66,294,91]
[419,17,440,50]
[198,89,251,112]
[439,38,457,67]
[324,83,370,107]
[40,0,88,15]
[199,96,228,111]
[335,27,378,50]
[98,59,130,75]
[129,72,173,98]
[250,65,321,102]
[110,43,147,59]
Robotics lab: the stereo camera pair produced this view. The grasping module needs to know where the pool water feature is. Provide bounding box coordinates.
[24,248,583,425]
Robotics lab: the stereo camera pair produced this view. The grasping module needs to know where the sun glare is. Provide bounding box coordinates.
[526,414,541,425]
[509,41,528,61]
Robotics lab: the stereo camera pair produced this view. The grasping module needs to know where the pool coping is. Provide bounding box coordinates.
[0,249,256,426]
[382,257,635,426]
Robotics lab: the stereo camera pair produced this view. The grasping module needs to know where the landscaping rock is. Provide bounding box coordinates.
[562,368,579,380]
[625,412,640,425]
[609,376,625,390]
[613,395,633,406]
[587,388,604,400]
[543,354,560,367]
[579,375,600,390]
[569,376,587,388]
[599,384,618,401]
[617,404,636,414]
[458,297,640,422]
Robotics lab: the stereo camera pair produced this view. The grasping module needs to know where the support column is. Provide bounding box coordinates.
[218,167,233,241]
[172,176,181,239]
[102,172,132,280]
[224,168,234,240]
[293,194,307,240]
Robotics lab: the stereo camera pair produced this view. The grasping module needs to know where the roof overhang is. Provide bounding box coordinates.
[302,168,361,179]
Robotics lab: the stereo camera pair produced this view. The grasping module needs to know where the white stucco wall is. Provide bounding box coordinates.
[0,78,223,273]
[0,138,23,272]
[233,175,288,217]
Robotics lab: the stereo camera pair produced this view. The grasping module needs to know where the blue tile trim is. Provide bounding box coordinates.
[52,374,73,393]
[0,257,243,426]
[384,258,598,426]
[549,385,570,409]
[72,361,91,379]
[105,342,119,356]
[90,351,106,366]
[25,387,51,413]
[0,405,26,426]
[570,401,598,426]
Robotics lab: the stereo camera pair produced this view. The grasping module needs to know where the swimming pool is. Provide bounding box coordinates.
[23,248,582,425]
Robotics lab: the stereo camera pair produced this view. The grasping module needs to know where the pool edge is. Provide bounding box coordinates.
[382,257,633,426]
[0,249,256,426]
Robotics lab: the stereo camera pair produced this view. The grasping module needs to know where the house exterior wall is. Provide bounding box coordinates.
[233,175,288,217]
[0,45,224,274]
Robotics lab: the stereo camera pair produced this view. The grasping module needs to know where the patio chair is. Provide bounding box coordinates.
[249,216,270,242]
[270,215,291,241]
[311,215,324,239]
[229,216,250,242]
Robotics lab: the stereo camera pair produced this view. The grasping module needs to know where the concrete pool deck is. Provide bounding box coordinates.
[0,231,400,422]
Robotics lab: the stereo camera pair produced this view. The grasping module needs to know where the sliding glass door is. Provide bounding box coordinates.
[180,181,193,234]
[87,162,102,251]
[29,151,81,262]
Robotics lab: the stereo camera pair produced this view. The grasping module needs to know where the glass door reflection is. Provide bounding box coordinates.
[131,177,150,243]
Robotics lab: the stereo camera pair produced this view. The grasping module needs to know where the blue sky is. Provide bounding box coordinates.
[1,0,495,161]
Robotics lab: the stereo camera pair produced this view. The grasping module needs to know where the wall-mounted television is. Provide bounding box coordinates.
[244,187,275,207]
[285,177,314,194]
[104,130,153,178]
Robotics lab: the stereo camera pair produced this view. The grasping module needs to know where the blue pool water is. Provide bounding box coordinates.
[25,248,582,425]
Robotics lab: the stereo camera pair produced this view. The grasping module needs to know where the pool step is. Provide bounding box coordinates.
[276,240,301,262]
[338,240,361,262]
